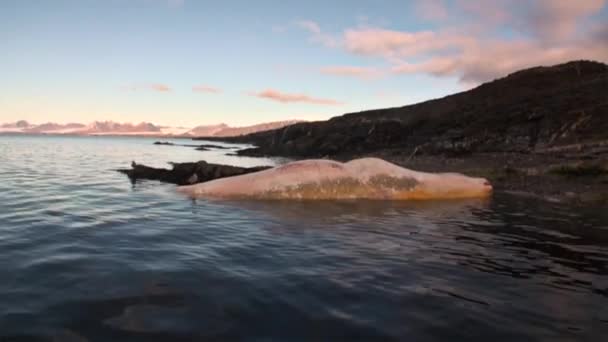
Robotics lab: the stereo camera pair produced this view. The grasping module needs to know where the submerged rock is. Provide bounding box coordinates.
[153,141,231,151]
[117,161,271,185]
[178,158,492,200]
[197,144,231,149]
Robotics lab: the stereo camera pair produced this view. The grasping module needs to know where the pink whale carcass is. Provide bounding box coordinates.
[177,158,493,200]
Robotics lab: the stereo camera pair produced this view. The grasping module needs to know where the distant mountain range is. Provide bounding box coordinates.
[0,120,302,137]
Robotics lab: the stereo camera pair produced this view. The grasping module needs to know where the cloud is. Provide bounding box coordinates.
[526,0,606,41]
[124,83,172,92]
[296,20,321,34]
[344,28,474,60]
[456,0,510,23]
[391,57,459,77]
[295,20,338,47]
[250,89,344,105]
[390,34,608,84]
[416,0,449,21]
[298,1,607,85]
[320,66,384,80]
[192,85,221,94]
[150,84,171,92]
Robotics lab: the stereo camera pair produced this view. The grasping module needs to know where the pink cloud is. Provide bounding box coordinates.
[124,83,172,92]
[391,35,608,84]
[150,84,171,92]
[320,66,384,80]
[192,85,221,93]
[526,0,606,41]
[343,28,474,59]
[296,1,607,85]
[250,89,344,105]
[342,24,608,84]
[317,1,606,84]
[456,0,510,23]
[392,57,459,77]
[416,0,449,21]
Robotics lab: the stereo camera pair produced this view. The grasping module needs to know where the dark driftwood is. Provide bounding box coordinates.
[117,161,270,185]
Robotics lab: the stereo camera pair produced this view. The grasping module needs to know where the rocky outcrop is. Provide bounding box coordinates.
[117,161,271,185]
[214,61,608,159]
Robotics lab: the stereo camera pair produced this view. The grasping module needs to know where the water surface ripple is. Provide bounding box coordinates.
[0,135,607,341]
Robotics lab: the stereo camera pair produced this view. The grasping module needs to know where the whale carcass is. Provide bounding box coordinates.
[177,158,492,200]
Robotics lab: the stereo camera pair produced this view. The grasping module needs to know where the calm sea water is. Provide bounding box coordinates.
[0,134,607,341]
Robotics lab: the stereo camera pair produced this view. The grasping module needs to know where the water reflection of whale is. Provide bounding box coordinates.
[178,158,492,200]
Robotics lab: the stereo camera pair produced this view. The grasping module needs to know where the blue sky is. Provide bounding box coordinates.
[1,0,606,126]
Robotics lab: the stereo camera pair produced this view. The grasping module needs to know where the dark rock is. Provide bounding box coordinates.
[117,161,270,185]
[153,141,230,151]
[198,144,230,149]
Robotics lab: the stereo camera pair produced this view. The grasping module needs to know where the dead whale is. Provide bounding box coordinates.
[177,158,492,200]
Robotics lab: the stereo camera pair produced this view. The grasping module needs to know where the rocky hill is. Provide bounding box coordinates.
[221,61,607,159]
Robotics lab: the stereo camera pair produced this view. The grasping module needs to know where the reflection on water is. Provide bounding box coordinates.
[0,135,607,341]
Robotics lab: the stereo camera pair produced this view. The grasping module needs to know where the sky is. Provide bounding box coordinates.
[1,0,607,127]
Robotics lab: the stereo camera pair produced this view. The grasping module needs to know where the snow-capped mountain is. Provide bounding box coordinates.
[0,120,182,135]
[211,120,303,137]
[185,124,230,137]
[0,120,303,137]
[184,120,302,137]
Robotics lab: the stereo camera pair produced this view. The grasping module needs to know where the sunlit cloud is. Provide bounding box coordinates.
[123,83,172,92]
[526,0,606,41]
[250,89,344,105]
[297,0,608,84]
[389,34,608,84]
[343,28,474,60]
[320,66,384,80]
[456,0,510,23]
[150,84,171,92]
[192,85,221,94]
